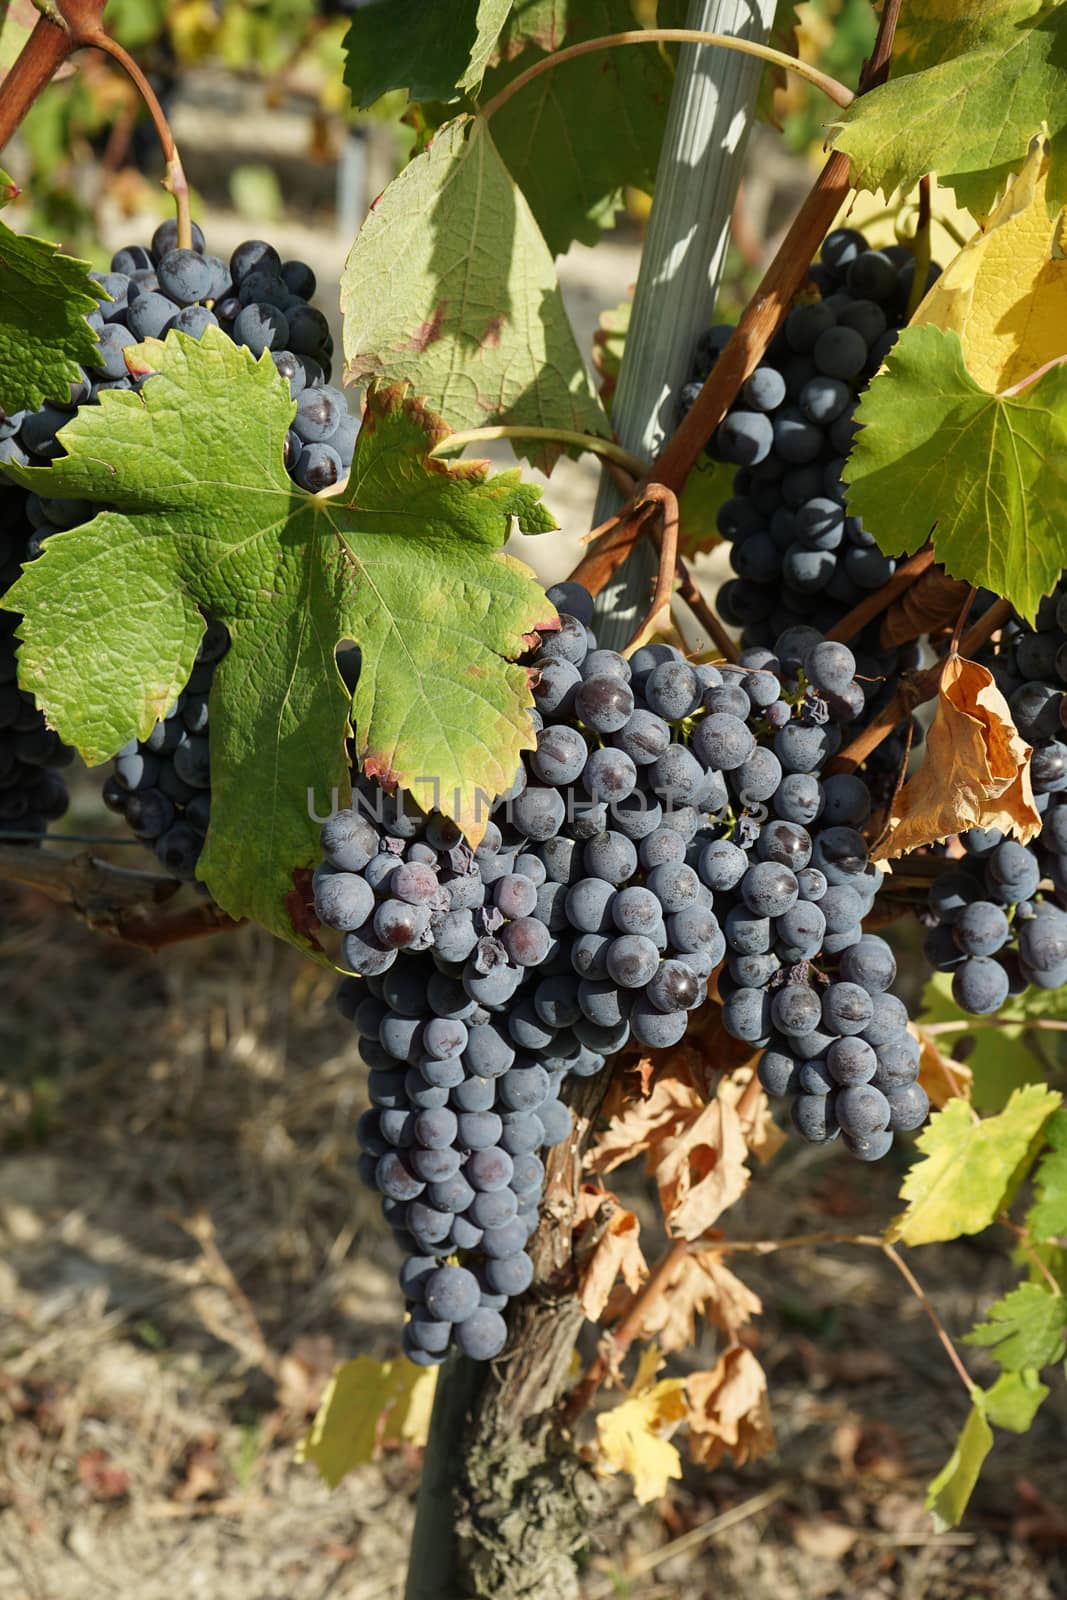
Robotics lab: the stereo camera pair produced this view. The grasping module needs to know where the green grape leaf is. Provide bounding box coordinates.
[480,0,686,255]
[0,166,17,206]
[982,1368,1049,1432]
[919,972,1046,1115]
[888,1083,1061,1246]
[925,1397,993,1530]
[2,329,556,948]
[343,0,512,107]
[1027,1109,1067,1240]
[965,1282,1067,1370]
[843,325,1067,625]
[341,115,609,473]
[833,2,1067,219]
[0,217,104,415]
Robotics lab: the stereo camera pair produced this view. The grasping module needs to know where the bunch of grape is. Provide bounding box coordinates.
[315,582,926,1361]
[2,218,358,493]
[337,954,580,1365]
[100,620,229,880]
[710,626,928,1156]
[682,227,938,652]
[1,218,360,879]
[923,580,1067,1011]
[0,481,73,842]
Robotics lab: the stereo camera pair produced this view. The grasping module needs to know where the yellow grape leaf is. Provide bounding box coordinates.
[297,1355,437,1488]
[828,179,976,274]
[685,1346,775,1471]
[926,1394,993,1530]
[914,1024,974,1110]
[888,1084,1061,1246]
[911,138,1067,393]
[595,1357,687,1505]
[874,655,1041,861]
[574,1185,648,1322]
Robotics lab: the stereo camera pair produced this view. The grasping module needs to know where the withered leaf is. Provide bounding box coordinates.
[880,566,972,648]
[574,1185,648,1323]
[915,1024,974,1110]
[623,1248,762,1353]
[874,655,1041,860]
[685,1346,775,1471]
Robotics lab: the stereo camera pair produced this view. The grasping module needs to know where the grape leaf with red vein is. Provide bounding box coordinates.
[2,327,556,950]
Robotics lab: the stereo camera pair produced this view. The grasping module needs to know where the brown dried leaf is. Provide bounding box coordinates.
[720,1066,786,1164]
[587,1071,703,1175]
[574,1185,648,1323]
[623,1248,762,1352]
[874,655,1041,860]
[685,1346,775,1471]
[653,1089,751,1240]
[915,1024,974,1109]
[880,567,972,647]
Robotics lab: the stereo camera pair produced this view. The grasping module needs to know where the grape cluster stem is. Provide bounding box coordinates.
[0,0,190,250]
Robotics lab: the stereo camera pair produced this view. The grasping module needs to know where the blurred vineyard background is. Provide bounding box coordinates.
[2,4,1065,1598]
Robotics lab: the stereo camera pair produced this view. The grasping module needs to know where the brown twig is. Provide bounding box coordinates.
[831,597,1014,773]
[0,1,190,248]
[569,501,659,596]
[824,546,936,644]
[0,3,88,150]
[562,1237,689,1424]
[906,173,934,318]
[0,843,243,949]
[672,552,739,662]
[881,1241,976,1396]
[651,152,853,495]
[622,485,680,654]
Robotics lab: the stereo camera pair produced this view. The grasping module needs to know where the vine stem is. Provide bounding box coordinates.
[80,29,191,250]
[0,5,84,150]
[831,597,1015,774]
[925,1017,1067,1034]
[997,1215,1063,1298]
[430,425,648,481]
[672,552,739,662]
[823,546,936,644]
[622,485,680,654]
[647,0,903,499]
[561,1237,689,1425]
[881,1242,977,1397]
[998,354,1067,397]
[0,843,242,949]
[0,1,190,249]
[478,29,854,123]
